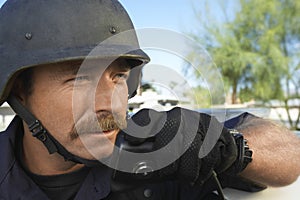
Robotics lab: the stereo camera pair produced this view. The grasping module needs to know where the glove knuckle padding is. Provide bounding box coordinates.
[145,108,237,183]
[128,107,238,185]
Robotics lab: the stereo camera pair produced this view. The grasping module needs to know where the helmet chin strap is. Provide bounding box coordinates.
[7,95,105,167]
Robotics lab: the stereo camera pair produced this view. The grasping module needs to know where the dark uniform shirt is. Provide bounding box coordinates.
[0,114,264,200]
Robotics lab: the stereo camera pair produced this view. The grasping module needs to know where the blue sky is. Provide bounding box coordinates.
[118,0,239,32]
[0,0,238,34]
[119,0,199,32]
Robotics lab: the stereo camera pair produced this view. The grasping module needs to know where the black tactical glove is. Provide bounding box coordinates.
[111,107,238,190]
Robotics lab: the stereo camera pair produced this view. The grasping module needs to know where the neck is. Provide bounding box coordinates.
[22,124,84,176]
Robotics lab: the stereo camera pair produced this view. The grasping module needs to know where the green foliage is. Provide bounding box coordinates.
[140,83,155,92]
[189,0,300,129]
[186,86,212,108]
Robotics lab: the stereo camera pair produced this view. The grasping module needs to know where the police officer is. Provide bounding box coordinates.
[0,0,299,199]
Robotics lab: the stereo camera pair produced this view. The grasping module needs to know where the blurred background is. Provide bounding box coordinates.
[0,0,299,199]
[1,0,300,133]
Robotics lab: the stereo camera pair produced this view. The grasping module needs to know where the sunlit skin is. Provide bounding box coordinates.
[17,59,130,175]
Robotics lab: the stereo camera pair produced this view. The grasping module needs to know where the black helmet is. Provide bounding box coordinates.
[0,0,151,165]
[0,0,150,105]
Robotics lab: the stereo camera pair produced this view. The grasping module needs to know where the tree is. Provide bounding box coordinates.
[188,0,300,129]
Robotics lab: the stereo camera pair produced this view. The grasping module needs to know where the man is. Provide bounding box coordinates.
[0,0,299,199]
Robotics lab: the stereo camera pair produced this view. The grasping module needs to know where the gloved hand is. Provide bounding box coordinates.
[111,107,238,189]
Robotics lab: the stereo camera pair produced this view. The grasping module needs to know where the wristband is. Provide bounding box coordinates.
[229,129,253,173]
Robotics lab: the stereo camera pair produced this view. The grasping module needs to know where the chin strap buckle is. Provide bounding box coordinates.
[29,120,47,141]
[27,119,57,154]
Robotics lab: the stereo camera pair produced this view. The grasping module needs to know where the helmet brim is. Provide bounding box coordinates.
[0,44,150,105]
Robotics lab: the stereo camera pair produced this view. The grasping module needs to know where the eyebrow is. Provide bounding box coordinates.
[49,59,131,80]
[47,62,81,81]
[79,59,131,73]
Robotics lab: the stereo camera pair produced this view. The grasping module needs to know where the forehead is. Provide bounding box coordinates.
[35,58,130,76]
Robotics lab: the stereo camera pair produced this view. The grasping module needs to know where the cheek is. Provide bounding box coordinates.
[112,84,128,111]
[27,90,76,137]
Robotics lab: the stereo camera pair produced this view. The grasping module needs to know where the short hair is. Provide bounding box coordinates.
[15,68,34,96]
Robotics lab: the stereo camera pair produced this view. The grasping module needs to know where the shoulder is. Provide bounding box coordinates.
[0,116,22,185]
[224,112,257,129]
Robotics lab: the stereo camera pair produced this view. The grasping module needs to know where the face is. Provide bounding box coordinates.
[22,59,130,160]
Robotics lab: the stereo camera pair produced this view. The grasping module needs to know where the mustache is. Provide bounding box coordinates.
[70,112,127,140]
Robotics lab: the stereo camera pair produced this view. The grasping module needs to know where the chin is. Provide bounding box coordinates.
[76,142,115,161]
[67,131,118,161]
[93,145,115,160]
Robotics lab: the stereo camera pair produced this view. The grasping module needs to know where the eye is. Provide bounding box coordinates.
[113,72,129,83]
[116,73,128,79]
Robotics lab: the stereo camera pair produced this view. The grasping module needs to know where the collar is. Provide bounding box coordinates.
[0,116,112,199]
